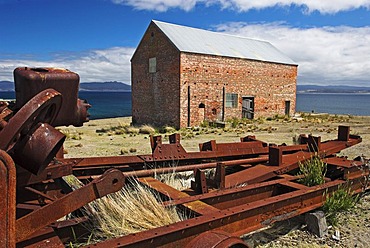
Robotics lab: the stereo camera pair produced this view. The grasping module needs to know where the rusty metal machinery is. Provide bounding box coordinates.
[0,67,369,247]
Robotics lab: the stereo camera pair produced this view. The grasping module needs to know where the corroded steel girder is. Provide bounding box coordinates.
[0,150,16,248]
[16,169,125,243]
[85,159,369,248]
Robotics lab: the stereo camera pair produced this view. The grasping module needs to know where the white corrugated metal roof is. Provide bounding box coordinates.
[153,20,296,66]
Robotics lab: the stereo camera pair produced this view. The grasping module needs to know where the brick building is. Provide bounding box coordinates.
[131,20,298,128]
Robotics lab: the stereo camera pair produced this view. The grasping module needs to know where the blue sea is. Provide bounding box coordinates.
[1,91,370,119]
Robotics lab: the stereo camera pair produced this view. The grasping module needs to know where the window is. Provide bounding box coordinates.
[149,57,156,73]
[226,93,238,108]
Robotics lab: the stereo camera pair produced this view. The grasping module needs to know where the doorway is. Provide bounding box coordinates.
[285,101,291,116]
[242,97,254,119]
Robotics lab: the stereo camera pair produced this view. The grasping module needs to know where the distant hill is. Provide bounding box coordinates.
[0,81,14,91]
[0,81,131,92]
[297,85,370,93]
[79,82,131,92]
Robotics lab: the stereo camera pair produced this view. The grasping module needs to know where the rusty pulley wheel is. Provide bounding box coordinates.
[185,230,250,248]
[0,89,62,151]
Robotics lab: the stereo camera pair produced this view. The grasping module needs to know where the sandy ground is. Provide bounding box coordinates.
[59,114,370,247]
[60,114,370,159]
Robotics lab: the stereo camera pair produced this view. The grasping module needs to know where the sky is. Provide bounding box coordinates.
[0,0,370,86]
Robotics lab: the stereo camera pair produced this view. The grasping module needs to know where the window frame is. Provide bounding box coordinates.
[225,93,238,108]
[149,57,156,73]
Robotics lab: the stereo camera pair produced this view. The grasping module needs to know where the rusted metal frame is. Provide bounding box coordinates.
[344,164,370,180]
[0,89,62,151]
[343,165,370,194]
[191,169,208,194]
[16,226,65,248]
[163,177,299,209]
[74,156,269,180]
[137,177,219,215]
[24,186,56,202]
[16,216,89,247]
[323,156,364,168]
[272,138,362,176]
[0,150,16,248]
[214,162,226,189]
[184,137,362,188]
[15,169,125,243]
[184,230,249,248]
[318,137,361,157]
[49,217,90,245]
[199,139,266,151]
[278,180,310,190]
[70,143,270,169]
[16,179,73,207]
[86,179,350,248]
[16,161,73,187]
[63,156,145,168]
[72,136,361,183]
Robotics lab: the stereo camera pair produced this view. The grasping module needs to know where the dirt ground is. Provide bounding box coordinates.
[59,113,370,247]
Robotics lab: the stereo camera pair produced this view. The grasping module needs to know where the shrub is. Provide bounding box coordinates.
[60,129,83,140]
[129,148,137,153]
[322,185,358,225]
[139,125,156,134]
[297,156,327,187]
[159,126,176,134]
[124,126,140,134]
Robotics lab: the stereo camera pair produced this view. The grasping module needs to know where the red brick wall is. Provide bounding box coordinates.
[131,22,181,128]
[179,53,297,127]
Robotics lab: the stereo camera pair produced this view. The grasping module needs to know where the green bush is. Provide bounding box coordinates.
[297,156,327,187]
[322,185,358,225]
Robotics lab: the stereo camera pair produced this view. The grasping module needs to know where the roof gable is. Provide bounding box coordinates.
[152,20,296,66]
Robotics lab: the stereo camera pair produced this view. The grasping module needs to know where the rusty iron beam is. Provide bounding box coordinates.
[0,150,16,248]
[163,177,300,209]
[138,177,219,215]
[16,226,65,248]
[84,153,369,248]
[15,169,125,242]
[84,179,355,248]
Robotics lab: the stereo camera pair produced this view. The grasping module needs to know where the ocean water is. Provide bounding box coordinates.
[1,91,370,119]
[296,93,370,116]
[0,91,131,120]
[78,91,132,119]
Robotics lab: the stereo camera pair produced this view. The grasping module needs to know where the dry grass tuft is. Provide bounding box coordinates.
[139,125,156,134]
[84,180,184,240]
[160,126,177,134]
[124,126,140,134]
[155,170,193,191]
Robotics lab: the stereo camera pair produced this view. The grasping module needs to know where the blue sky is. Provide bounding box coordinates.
[0,0,370,86]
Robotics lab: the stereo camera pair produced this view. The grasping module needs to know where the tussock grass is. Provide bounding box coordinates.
[63,174,187,244]
[155,171,193,191]
[323,185,358,225]
[139,125,156,134]
[84,180,184,240]
[59,129,83,140]
[297,156,327,187]
[159,126,177,134]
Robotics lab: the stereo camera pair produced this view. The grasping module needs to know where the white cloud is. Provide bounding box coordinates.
[0,47,135,83]
[113,0,370,13]
[215,22,370,86]
[1,24,369,86]
[112,0,198,12]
